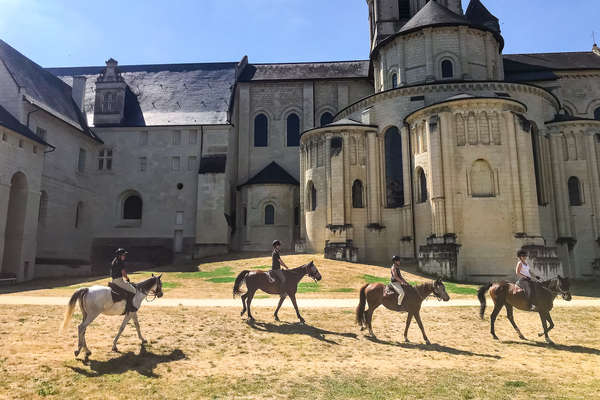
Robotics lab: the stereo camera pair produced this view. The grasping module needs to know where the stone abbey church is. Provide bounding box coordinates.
[1,0,600,283]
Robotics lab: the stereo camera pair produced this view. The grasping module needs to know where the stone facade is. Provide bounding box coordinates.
[1,0,599,282]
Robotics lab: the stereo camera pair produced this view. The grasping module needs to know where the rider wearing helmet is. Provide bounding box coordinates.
[390,255,410,306]
[516,250,540,311]
[111,248,138,312]
[271,240,289,294]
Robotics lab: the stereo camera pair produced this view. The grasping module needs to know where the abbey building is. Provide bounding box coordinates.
[1,0,599,282]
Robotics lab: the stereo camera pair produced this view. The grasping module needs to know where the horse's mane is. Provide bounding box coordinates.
[415,281,435,296]
[287,262,311,276]
[137,275,159,292]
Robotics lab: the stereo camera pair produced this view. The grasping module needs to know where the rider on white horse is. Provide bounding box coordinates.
[111,248,137,312]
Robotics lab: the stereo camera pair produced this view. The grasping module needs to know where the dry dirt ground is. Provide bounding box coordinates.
[0,304,598,399]
[2,253,598,301]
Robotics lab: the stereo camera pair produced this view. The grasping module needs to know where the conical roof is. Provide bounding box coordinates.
[465,0,500,33]
[399,0,469,33]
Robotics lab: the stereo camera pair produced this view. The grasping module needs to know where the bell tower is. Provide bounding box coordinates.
[367,0,463,51]
[93,58,127,126]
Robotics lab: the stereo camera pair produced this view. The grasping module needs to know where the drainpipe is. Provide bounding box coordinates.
[405,122,417,260]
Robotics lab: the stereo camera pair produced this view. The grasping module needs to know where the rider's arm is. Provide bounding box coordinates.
[516,262,526,279]
[398,273,409,286]
[279,256,289,269]
[121,268,130,282]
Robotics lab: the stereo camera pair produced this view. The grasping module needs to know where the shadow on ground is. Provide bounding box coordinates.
[247,320,357,345]
[68,345,186,377]
[503,340,600,355]
[365,336,501,359]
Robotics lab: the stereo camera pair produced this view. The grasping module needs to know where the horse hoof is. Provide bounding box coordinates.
[545,339,554,345]
[299,318,305,324]
[74,350,80,357]
[274,316,280,322]
[425,340,431,346]
[538,333,545,337]
[404,338,410,343]
[492,335,499,341]
[112,346,119,353]
[141,339,147,344]
[519,335,526,341]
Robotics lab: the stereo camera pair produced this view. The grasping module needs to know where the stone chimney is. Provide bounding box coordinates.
[72,76,87,112]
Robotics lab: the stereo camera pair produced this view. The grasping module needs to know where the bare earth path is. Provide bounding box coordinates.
[1,294,598,308]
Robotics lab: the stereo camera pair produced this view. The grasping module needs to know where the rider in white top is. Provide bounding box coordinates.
[516,250,540,311]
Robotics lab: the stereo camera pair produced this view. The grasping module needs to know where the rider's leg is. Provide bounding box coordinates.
[275,270,286,294]
[391,282,405,305]
[112,277,137,312]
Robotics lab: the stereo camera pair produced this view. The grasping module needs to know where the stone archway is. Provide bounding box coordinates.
[1,172,28,277]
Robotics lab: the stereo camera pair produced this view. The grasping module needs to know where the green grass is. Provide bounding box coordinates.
[504,381,527,388]
[362,274,389,284]
[297,282,320,293]
[175,266,234,279]
[443,282,478,295]
[205,277,236,284]
[329,288,355,293]
[161,282,180,289]
[253,265,271,270]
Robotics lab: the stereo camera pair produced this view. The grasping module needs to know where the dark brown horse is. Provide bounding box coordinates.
[233,261,322,323]
[355,278,450,344]
[478,276,572,344]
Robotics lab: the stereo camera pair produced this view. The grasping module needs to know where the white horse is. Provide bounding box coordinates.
[61,274,163,360]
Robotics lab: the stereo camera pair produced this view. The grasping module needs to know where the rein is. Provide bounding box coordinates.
[135,277,161,302]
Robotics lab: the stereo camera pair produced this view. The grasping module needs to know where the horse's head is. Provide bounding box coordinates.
[151,273,164,298]
[432,278,450,302]
[306,261,322,282]
[556,275,571,301]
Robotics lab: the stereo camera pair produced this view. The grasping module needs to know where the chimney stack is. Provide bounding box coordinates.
[72,76,87,112]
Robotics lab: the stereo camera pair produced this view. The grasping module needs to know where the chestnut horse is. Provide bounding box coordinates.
[478,276,571,344]
[355,278,450,344]
[232,261,322,323]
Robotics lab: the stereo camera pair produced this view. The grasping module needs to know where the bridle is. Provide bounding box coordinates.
[548,278,570,299]
[305,263,319,283]
[140,277,162,302]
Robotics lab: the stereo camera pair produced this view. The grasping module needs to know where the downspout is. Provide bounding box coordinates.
[405,122,417,260]
[200,125,204,158]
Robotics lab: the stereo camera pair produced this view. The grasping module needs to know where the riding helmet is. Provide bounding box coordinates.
[115,248,128,256]
[392,255,401,262]
[517,250,527,258]
[272,240,281,247]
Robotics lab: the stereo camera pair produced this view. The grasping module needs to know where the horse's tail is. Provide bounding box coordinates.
[356,284,368,326]
[233,270,250,298]
[60,287,88,334]
[477,282,492,320]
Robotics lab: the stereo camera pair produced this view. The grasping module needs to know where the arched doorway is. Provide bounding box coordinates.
[1,172,28,278]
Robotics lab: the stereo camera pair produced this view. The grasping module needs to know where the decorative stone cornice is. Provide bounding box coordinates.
[404,97,526,124]
[336,81,559,120]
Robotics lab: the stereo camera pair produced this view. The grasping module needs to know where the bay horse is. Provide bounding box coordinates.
[478,276,571,344]
[355,278,450,344]
[232,261,322,323]
[60,274,163,360]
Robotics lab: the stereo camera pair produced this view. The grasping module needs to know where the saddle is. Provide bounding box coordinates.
[107,282,138,313]
[511,285,525,296]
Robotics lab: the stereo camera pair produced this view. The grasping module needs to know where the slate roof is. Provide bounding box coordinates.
[503,52,600,82]
[0,39,98,141]
[0,105,53,147]
[238,162,299,188]
[546,114,600,124]
[47,62,238,127]
[465,0,500,33]
[239,61,370,82]
[399,0,469,33]
[198,154,227,174]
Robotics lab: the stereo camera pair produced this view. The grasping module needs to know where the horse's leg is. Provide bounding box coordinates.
[246,289,256,321]
[289,293,305,324]
[240,293,248,316]
[538,312,554,344]
[413,311,431,345]
[505,304,526,340]
[403,313,413,342]
[132,312,146,344]
[75,311,96,359]
[274,294,287,322]
[112,312,133,352]
[489,303,503,340]
[365,304,379,337]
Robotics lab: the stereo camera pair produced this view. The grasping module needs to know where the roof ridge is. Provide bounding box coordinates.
[47,60,239,70]
[249,60,369,66]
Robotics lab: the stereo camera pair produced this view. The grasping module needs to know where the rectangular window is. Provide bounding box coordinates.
[2,133,6,141]
[187,156,197,171]
[139,157,147,172]
[189,130,197,144]
[172,130,181,145]
[139,131,149,145]
[98,148,113,170]
[78,148,86,172]
[33,146,38,154]
[172,156,181,171]
[36,127,47,141]
[175,211,184,225]
[18,139,24,148]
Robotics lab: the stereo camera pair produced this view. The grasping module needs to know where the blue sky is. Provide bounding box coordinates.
[0,0,598,67]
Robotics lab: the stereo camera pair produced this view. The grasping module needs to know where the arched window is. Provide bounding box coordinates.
[254,114,268,147]
[286,113,300,147]
[385,127,404,208]
[75,201,83,228]
[391,73,398,89]
[320,112,334,127]
[470,160,495,197]
[352,180,364,208]
[417,168,428,203]
[38,190,48,224]
[307,181,317,211]
[103,92,114,113]
[264,205,275,225]
[441,60,454,79]
[568,177,582,206]
[123,195,143,220]
[594,107,600,121]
